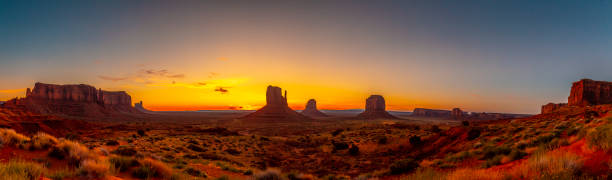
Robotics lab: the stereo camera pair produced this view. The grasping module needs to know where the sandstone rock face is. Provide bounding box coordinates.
[568,79,612,106]
[242,86,310,122]
[134,101,152,113]
[301,99,328,117]
[357,95,397,119]
[451,108,464,119]
[1,82,139,117]
[541,103,567,114]
[412,108,451,117]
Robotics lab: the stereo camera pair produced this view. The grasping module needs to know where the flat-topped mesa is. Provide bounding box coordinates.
[568,79,612,106]
[301,99,328,117]
[242,86,310,122]
[541,103,567,114]
[2,82,139,117]
[357,95,398,119]
[451,108,464,120]
[412,108,451,117]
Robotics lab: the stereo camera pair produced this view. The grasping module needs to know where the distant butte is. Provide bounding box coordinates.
[301,99,328,118]
[241,86,310,122]
[1,82,140,117]
[568,79,612,106]
[356,95,398,119]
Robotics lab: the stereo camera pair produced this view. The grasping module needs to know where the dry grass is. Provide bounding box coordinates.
[132,158,173,179]
[0,128,30,148]
[0,160,44,180]
[508,151,583,179]
[30,132,58,150]
[77,159,111,178]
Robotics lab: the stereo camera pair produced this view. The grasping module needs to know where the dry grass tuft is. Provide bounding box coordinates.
[0,128,30,148]
[30,132,58,150]
[0,160,44,180]
[77,159,111,178]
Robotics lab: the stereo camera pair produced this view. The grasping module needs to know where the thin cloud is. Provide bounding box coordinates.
[214,87,229,94]
[98,75,129,82]
[140,69,185,79]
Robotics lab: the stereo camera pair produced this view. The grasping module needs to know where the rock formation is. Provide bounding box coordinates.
[356,95,397,119]
[301,99,328,117]
[412,108,451,117]
[568,79,612,106]
[242,86,310,122]
[1,82,140,117]
[451,108,464,120]
[541,103,567,114]
[134,101,152,113]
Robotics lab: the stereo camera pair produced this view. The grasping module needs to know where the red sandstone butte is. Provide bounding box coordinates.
[242,86,310,122]
[356,95,397,119]
[541,103,567,114]
[301,99,328,117]
[412,108,451,117]
[451,108,464,120]
[568,79,612,106]
[2,82,139,117]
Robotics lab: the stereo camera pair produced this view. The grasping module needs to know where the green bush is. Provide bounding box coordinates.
[389,158,419,174]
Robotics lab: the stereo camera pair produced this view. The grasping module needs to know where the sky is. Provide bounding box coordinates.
[1,1,612,114]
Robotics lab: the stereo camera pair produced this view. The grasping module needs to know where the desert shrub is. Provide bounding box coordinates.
[446,151,470,162]
[254,168,282,180]
[187,144,205,152]
[586,122,612,150]
[47,169,75,180]
[375,135,388,144]
[461,120,470,126]
[332,141,349,151]
[49,140,93,166]
[114,145,138,156]
[77,159,110,178]
[322,174,350,180]
[507,149,526,161]
[0,129,30,147]
[467,128,481,140]
[109,156,139,172]
[481,145,511,160]
[409,136,422,146]
[217,175,230,180]
[105,140,119,146]
[331,129,344,136]
[348,144,359,156]
[511,152,583,179]
[401,167,446,180]
[132,158,172,179]
[184,167,207,177]
[137,129,146,136]
[30,132,58,150]
[482,155,503,168]
[389,158,419,174]
[0,160,44,180]
[430,125,441,133]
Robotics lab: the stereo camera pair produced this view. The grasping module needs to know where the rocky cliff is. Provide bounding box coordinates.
[301,99,328,117]
[412,108,451,117]
[242,86,310,122]
[2,82,139,117]
[541,103,567,114]
[356,95,397,119]
[451,108,464,119]
[568,79,612,106]
[134,101,152,113]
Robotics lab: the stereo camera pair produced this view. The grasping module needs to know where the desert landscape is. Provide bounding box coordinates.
[1,1,611,180]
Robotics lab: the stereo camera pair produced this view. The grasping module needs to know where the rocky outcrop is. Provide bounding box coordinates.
[1,82,140,117]
[242,86,310,122]
[541,103,567,114]
[301,99,328,117]
[356,95,397,119]
[412,108,451,117]
[568,79,612,106]
[134,101,152,113]
[451,108,464,120]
